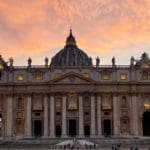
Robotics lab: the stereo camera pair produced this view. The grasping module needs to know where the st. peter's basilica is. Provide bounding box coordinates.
[0,30,149,149]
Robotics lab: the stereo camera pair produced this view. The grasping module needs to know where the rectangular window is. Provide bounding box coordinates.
[34,72,43,80]
[17,74,24,81]
[102,71,110,80]
[120,73,127,80]
[0,64,3,70]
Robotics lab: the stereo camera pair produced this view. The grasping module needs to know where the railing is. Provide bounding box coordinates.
[13,65,131,69]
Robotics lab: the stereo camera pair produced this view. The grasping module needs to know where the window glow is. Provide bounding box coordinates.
[144,104,150,110]
[35,72,42,80]
[120,73,127,80]
[0,64,3,69]
[17,74,24,81]
[102,71,110,80]
[83,73,89,78]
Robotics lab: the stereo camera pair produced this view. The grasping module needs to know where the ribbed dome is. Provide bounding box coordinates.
[50,30,92,67]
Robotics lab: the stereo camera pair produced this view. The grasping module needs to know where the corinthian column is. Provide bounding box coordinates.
[26,95,32,137]
[97,94,102,136]
[131,94,139,136]
[113,94,120,136]
[6,95,13,139]
[79,96,84,137]
[62,96,67,137]
[50,95,55,138]
[90,95,96,137]
[43,95,48,137]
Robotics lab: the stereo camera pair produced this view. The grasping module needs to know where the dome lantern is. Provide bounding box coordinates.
[66,29,76,46]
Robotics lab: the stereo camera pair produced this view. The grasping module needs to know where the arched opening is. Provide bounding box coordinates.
[84,125,90,137]
[55,125,61,137]
[143,112,150,136]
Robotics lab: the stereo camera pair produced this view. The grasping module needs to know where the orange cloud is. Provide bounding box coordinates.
[0,0,149,65]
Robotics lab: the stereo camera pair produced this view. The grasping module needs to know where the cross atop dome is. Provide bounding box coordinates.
[66,28,76,46]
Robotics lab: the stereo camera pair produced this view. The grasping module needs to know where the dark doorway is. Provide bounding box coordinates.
[68,119,76,136]
[33,120,42,137]
[84,125,90,136]
[56,125,61,137]
[103,119,112,136]
[143,112,150,136]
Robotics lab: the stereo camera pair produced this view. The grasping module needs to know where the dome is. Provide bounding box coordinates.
[50,29,92,67]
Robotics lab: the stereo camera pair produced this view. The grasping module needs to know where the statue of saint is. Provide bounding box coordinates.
[130,56,134,66]
[112,56,115,66]
[45,57,49,67]
[9,57,14,67]
[28,57,32,67]
[96,56,100,67]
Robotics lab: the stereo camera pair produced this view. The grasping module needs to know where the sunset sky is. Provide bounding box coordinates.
[0,0,150,66]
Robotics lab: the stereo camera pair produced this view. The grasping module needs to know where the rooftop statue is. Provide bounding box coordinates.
[141,52,149,60]
[9,57,14,67]
[96,57,100,67]
[45,57,49,67]
[28,57,32,67]
[112,56,115,66]
[130,56,135,66]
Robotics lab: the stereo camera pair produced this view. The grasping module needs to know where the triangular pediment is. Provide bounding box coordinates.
[50,71,95,84]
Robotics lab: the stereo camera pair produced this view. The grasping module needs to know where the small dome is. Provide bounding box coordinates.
[50,30,92,67]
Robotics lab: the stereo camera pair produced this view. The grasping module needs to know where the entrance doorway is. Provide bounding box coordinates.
[103,119,112,136]
[84,125,90,136]
[143,112,150,136]
[55,125,61,137]
[33,120,42,137]
[68,119,76,136]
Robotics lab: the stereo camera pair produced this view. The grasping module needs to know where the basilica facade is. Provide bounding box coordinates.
[0,30,150,140]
